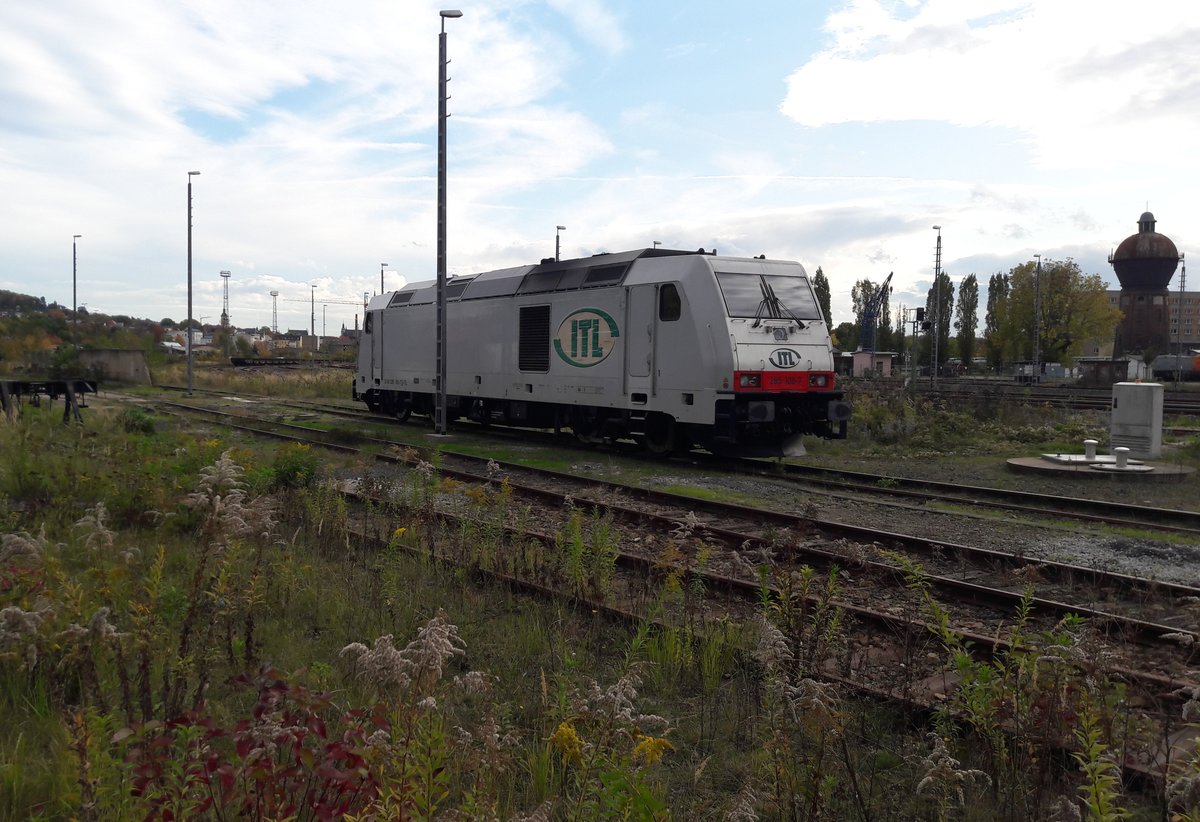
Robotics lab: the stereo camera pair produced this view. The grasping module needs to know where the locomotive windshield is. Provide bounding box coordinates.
[716,272,822,321]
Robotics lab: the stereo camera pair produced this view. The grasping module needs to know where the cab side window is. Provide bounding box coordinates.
[659,284,681,322]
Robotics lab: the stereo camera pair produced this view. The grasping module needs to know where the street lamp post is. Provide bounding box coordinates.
[652,240,661,250]
[380,262,389,295]
[555,225,565,262]
[72,234,82,348]
[310,284,317,338]
[1033,254,1042,384]
[435,9,462,436]
[187,171,200,396]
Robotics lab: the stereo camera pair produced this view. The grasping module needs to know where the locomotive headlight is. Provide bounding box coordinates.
[811,374,828,388]
[738,373,761,388]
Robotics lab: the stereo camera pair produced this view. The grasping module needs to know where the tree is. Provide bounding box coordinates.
[893,306,908,363]
[812,267,831,326]
[1044,261,1119,363]
[984,273,1010,369]
[832,322,857,351]
[923,271,955,369]
[985,259,1121,368]
[954,274,979,370]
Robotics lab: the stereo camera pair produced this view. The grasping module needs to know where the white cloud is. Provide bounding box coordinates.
[781,0,1200,169]
[545,0,628,56]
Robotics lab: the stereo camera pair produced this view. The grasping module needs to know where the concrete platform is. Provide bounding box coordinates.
[1006,455,1195,481]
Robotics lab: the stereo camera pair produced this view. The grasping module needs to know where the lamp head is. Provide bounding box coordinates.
[932,225,941,231]
[74,234,82,239]
[556,225,566,231]
[188,170,201,177]
[440,9,463,17]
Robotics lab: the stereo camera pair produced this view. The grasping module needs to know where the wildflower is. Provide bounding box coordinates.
[631,734,673,766]
[1175,684,1200,722]
[403,609,466,693]
[75,503,115,552]
[729,550,758,579]
[579,668,668,732]
[453,670,491,694]
[184,452,277,543]
[725,783,759,822]
[365,729,392,751]
[1169,768,1200,814]
[417,696,438,711]
[0,528,49,564]
[753,615,793,675]
[782,677,841,729]
[415,460,435,479]
[509,800,554,822]
[339,610,465,697]
[86,607,124,642]
[393,526,408,539]
[0,602,50,667]
[671,511,702,540]
[1047,795,1083,821]
[548,720,584,766]
[340,635,412,693]
[915,734,991,808]
[746,542,776,566]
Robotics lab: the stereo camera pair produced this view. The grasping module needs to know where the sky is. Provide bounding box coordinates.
[2,0,1196,338]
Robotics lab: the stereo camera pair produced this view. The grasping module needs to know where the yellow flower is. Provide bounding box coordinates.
[548,720,584,766]
[631,734,673,766]
[393,527,407,539]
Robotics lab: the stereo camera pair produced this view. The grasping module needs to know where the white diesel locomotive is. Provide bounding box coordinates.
[353,248,850,456]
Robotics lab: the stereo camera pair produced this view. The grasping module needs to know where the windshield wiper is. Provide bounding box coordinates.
[760,278,806,330]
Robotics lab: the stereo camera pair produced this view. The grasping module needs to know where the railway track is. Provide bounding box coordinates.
[154,384,1200,542]
[136,393,1200,780]
[734,459,1200,538]
[144,398,1200,675]
[920,380,1200,416]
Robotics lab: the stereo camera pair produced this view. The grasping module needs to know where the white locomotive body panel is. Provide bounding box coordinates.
[354,248,849,455]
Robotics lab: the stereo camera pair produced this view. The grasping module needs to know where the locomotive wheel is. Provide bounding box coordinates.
[571,409,599,446]
[640,413,678,456]
[394,406,411,423]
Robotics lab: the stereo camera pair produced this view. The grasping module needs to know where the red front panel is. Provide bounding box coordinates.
[732,371,837,392]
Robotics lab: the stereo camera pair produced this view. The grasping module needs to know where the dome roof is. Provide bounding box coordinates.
[1110,211,1179,290]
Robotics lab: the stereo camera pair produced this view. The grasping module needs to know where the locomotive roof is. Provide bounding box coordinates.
[379,248,710,307]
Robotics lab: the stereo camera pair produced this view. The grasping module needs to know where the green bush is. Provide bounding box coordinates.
[118,407,155,434]
[269,442,320,489]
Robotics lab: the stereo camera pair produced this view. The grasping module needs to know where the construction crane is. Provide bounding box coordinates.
[859,271,893,355]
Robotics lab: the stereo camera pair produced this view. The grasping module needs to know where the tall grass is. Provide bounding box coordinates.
[0,398,1173,819]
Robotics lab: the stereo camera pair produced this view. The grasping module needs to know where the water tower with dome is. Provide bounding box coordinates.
[1108,211,1181,356]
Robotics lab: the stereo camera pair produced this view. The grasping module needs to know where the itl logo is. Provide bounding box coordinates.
[769,348,800,369]
[554,308,620,367]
